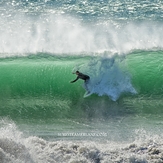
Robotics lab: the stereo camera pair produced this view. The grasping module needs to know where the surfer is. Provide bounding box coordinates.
[70,71,90,92]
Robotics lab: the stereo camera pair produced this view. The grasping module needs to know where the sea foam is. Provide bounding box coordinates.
[0,120,163,163]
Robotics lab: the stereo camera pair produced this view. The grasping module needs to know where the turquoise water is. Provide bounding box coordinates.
[0,52,163,118]
[0,0,163,162]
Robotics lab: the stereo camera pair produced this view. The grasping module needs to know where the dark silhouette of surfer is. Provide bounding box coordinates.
[70,71,90,92]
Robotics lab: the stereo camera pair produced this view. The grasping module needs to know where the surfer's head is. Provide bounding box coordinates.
[76,71,80,75]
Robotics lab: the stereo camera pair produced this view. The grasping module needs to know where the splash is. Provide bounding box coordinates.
[73,56,137,101]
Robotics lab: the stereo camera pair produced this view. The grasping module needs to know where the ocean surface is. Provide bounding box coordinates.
[0,0,163,162]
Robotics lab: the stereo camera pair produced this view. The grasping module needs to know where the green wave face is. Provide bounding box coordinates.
[126,50,163,95]
[0,55,91,119]
[0,51,163,120]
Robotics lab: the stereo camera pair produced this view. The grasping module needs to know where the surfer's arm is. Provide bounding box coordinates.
[70,77,79,83]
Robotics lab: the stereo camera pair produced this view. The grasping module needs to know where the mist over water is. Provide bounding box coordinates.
[0,9,163,55]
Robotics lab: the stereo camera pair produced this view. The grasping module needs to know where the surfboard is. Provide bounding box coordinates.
[83,91,93,98]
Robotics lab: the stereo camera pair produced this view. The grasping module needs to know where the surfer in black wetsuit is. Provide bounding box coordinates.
[70,71,90,92]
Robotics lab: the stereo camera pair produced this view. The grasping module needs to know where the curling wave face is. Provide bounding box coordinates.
[0,51,163,120]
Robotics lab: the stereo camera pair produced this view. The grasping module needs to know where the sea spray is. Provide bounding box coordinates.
[0,10,163,54]
[73,55,137,100]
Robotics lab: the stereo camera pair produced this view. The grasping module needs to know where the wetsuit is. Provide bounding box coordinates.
[71,72,90,92]
[71,72,90,83]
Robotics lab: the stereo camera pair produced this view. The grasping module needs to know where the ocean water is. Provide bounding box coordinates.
[0,0,163,162]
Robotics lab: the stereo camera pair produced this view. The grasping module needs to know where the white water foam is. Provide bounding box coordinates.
[0,120,163,163]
